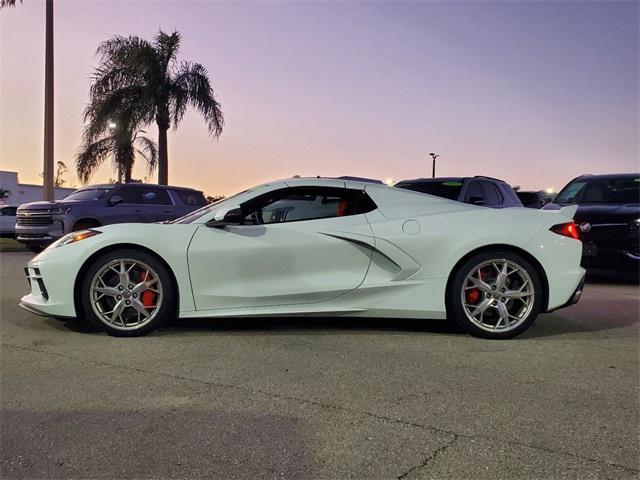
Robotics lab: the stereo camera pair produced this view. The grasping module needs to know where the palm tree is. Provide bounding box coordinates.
[1,0,55,201]
[76,121,157,184]
[84,30,223,185]
[0,188,11,201]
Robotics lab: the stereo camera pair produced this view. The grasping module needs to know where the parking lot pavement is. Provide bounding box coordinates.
[1,251,638,479]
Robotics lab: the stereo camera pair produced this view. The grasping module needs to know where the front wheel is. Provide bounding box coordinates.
[447,251,543,339]
[80,248,175,337]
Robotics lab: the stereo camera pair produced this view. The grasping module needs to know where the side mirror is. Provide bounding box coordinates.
[206,207,244,229]
[468,196,485,205]
[109,195,123,206]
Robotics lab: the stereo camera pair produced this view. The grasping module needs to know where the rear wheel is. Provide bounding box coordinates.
[80,248,175,337]
[447,251,543,339]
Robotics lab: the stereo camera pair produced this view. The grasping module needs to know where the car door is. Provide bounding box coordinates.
[187,186,376,310]
[0,206,17,235]
[107,186,174,223]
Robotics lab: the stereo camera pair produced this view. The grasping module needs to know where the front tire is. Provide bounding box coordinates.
[447,251,543,339]
[80,248,175,337]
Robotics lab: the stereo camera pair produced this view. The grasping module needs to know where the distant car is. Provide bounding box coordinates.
[394,176,523,208]
[20,177,585,339]
[0,205,18,238]
[16,183,207,252]
[544,173,639,272]
[516,191,554,209]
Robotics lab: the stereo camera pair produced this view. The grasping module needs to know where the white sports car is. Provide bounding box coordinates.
[20,177,585,339]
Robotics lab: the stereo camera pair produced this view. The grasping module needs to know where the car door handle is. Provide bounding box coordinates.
[133,209,142,213]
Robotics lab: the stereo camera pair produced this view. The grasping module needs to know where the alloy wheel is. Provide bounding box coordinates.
[460,258,535,333]
[88,258,164,331]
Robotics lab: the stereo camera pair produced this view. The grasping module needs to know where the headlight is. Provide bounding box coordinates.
[48,229,101,249]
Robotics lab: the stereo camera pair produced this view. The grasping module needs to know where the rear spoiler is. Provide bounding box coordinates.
[558,205,578,220]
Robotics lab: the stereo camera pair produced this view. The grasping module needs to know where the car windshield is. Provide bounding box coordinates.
[61,188,112,202]
[395,180,463,201]
[554,177,640,205]
[172,189,252,224]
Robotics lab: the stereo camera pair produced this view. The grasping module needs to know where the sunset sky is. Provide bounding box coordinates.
[1,1,638,197]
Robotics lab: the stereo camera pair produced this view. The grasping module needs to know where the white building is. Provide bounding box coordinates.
[0,171,76,206]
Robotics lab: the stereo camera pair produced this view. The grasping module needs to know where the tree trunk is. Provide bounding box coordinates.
[124,163,132,183]
[43,0,55,201]
[157,124,168,185]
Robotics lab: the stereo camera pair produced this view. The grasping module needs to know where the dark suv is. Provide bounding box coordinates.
[544,173,639,272]
[16,183,207,251]
[394,176,522,208]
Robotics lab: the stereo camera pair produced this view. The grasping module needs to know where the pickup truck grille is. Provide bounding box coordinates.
[17,211,54,226]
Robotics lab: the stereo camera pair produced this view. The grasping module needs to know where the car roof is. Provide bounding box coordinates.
[80,183,202,192]
[396,176,510,185]
[573,173,640,181]
[396,177,465,184]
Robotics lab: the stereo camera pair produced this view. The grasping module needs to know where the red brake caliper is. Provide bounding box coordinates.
[140,271,157,308]
[466,268,485,304]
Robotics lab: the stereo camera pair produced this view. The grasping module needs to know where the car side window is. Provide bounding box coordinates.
[119,187,172,205]
[242,187,376,225]
[1,207,16,216]
[481,182,503,205]
[464,181,484,204]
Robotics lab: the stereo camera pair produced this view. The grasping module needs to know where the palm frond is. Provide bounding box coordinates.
[0,0,21,8]
[134,133,158,174]
[171,61,224,137]
[76,135,114,183]
[155,30,181,76]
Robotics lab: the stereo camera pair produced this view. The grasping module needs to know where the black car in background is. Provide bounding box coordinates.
[544,173,639,272]
[395,176,522,208]
[516,190,554,209]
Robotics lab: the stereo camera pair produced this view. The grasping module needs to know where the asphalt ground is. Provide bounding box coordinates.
[1,251,638,479]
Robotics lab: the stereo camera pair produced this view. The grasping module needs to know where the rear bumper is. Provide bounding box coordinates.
[545,273,586,313]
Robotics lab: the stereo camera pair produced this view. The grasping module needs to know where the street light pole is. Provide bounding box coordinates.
[429,152,439,178]
[42,0,54,201]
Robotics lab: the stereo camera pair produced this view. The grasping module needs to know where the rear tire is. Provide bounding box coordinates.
[80,248,175,337]
[447,250,543,339]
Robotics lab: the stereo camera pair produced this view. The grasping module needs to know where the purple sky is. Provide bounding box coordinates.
[1,0,638,196]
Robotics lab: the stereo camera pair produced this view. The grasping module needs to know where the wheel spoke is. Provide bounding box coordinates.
[469,274,493,293]
[131,299,152,318]
[470,298,493,318]
[109,300,125,324]
[92,286,120,297]
[495,261,510,290]
[496,302,511,329]
[118,260,130,287]
[503,290,533,299]
[131,277,159,295]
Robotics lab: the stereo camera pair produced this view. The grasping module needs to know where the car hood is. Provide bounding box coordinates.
[544,202,640,224]
[18,200,95,211]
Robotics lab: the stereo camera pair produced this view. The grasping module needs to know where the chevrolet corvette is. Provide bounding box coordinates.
[20,177,586,339]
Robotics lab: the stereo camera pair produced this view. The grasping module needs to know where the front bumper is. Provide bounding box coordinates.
[15,223,64,246]
[20,255,78,318]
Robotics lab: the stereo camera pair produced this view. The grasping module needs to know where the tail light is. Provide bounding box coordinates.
[550,222,580,240]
